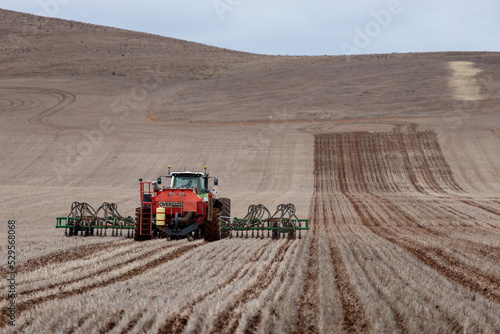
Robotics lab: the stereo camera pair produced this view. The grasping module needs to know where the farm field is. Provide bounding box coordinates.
[1,8,500,333]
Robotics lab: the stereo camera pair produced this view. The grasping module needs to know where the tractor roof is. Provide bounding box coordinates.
[171,172,204,177]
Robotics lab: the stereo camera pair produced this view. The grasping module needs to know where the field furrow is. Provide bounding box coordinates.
[311,129,500,332]
[0,242,203,329]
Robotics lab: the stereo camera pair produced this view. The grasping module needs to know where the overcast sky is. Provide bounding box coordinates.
[1,0,499,55]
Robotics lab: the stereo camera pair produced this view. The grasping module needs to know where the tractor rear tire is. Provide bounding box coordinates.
[219,198,231,239]
[134,206,152,241]
[204,207,221,242]
[219,198,231,218]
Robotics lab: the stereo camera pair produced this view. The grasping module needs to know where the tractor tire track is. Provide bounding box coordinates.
[28,88,76,128]
[0,97,26,111]
[0,242,203,329]
[0,86,76,129]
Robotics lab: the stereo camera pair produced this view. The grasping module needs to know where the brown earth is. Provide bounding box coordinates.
[0,8,499,333]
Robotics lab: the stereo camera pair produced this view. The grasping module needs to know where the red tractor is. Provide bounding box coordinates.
[135,166,230,241]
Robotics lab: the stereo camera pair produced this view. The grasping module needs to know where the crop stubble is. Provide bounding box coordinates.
[312,127,500,332]
[2,126,499,333]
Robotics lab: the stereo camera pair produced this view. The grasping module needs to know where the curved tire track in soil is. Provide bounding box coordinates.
[0,86,76,128]
[27,88,76,128]
[0,97,26,111]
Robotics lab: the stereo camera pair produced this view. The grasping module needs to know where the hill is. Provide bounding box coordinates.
[0,8,499,333]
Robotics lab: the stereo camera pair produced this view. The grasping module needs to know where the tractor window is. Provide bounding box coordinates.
[174,176,198,188]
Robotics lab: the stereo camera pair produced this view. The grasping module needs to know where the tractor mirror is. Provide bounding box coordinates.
[157,177,162,185]
[214,178,219,186]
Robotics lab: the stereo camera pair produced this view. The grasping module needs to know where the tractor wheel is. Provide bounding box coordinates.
[134,206,152,241]
[204,207,221,242]
[219,198,231,218]
[219,198,231,239]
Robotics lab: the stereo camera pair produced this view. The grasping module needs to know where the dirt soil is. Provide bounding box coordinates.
[0,8,499,333]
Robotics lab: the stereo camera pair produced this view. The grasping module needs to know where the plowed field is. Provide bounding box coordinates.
[311,129,500,332]
[0,9,499,334]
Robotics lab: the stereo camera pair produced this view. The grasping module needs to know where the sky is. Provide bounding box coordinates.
[1,0,500,56]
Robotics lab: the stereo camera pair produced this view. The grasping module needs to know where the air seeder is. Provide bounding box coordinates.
[56,166,309,241]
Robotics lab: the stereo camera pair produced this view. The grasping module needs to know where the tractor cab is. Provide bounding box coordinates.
[171,172,203,191]
[155,166,218,197]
